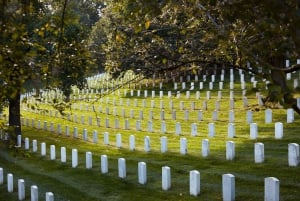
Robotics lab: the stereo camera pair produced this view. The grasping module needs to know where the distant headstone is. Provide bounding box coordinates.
[191,123,197,136]
[180,138,187,155]
[274,122,283,139]
[144,136,151,152]
[101,155,108,174]
[104,132,109,145]
[41,142,46,156]
[129,135,135,151]
[161,136,168,153]
[208,123,215,137]
[228,123,235,138]
[226,141,235,160]
[288,143,299,167]
[86,152,92,169]
[138,162,147,185]
[265,109,272,123]
[118,158,126,178]
[254,142,264,163]
[32,140,37,152]
[116,133,122,148]
[175,122,181,135]
[61,147,66,163]
[202,139,210,157]
[72,149,78,168]
[50,145,56,160]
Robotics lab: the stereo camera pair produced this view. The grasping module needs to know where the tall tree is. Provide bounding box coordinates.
[0,0,97,145]
[93,0,300,110]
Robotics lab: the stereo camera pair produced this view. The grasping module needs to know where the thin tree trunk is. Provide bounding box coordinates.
[8,89,21,145]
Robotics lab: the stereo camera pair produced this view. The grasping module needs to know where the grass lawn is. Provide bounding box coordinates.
[1,72,300,200]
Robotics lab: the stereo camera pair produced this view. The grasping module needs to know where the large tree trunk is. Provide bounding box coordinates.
[8,90,21,145]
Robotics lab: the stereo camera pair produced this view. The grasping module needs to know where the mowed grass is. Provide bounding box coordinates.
[1,73,300,201]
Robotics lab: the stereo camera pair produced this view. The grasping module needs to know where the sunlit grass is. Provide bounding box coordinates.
[1,73,300,200]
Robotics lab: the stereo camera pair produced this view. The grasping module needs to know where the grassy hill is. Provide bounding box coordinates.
[0,71,300,201]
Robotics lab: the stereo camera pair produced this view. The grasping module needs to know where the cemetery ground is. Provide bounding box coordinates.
[1,74,300,200]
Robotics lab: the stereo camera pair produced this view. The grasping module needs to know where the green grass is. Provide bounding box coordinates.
[1,73,300,200]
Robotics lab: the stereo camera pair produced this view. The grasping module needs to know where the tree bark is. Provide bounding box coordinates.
[8,89,21,144]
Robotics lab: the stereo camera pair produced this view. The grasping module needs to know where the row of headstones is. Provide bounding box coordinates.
[0,168,54,201]
[15,138,283,200]
[71,92,248,109]
[16,132,300,166]
[22,96,296,124]
[20,112,290,139]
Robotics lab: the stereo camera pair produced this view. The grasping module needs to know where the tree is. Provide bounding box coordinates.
[0,0,97,145]
[93,0,300,111]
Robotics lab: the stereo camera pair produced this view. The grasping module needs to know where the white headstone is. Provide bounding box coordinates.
[116,133,122,148]
[161,121,166,134]
[138,162,147,185]
[0,168,3,184]
[264,177,279,201]
[65,126,70,136]
[45,192,54,201]
[161,136,168,153]
[191,123,197,136]
[50,145,55,160]
[226,141,235,160]
[198,110,203,121]
[148,121,153,132]
[190,170,200,196]
[250,123,258,139]
[73,127,78,138]
[31,185,38,201]
[32,139,37,152]
[208,123,215,137]
[7,173,13,192]
[144,136,151,152]
[274,122,283,139]
[104,132,109,145]
[61,147,66,163]
[129,135,135,151]
[228,123,235,138]
[247,110,253,123]
[25,137,29,150]
[118,158,126,178]
[175,122,181,135]
[162,166,171,191]
[72,149,78,168]
[288,143,299,167]
[222,174,235,201]
[86,152,92,169]
[17,135,21,147]
[180,138,187,155]
[228,110,235,123]
[83,129,88,141]
[101,155,108,174]
[93,130,98,143]
[41,142,46,156]
[202,139,209,157]
[18,179,25,200]
[287,108,294,123]
[265,109,272,123]
[124,119,129,130]
[254,142,264,163]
